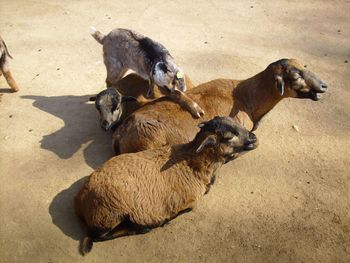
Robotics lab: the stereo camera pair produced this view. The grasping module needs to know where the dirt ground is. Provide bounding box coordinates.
[0,0,349,262]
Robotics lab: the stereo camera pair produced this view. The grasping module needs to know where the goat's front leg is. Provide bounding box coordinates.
[146,79,156,98]
[168,89,205,118]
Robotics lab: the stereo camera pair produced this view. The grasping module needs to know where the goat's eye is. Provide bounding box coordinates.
[227,136,238,142]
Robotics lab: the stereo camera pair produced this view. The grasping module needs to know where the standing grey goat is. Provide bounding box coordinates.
[90,27,187,99]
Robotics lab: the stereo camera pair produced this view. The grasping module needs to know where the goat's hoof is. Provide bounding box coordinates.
[192,104,205,118]
[146,90,154,99]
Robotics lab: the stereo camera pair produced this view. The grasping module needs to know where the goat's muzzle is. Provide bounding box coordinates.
[244,132,258,151]
[101,120,111,131]
[312,82,328,101]
[298,81,328,101]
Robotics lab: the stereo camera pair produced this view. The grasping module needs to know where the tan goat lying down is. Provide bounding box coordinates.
[113,58,327,154]
[75,116,258,255]
[90,73,200,131]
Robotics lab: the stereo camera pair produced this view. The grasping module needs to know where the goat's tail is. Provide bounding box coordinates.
[80,236,93,256]
[75,195,94,256]
[90,26,105,44]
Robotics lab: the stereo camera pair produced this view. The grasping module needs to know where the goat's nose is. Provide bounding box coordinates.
[101,121,110,131]
[319,82,328,92]
[314,82,327,93]
[248,133,257,143]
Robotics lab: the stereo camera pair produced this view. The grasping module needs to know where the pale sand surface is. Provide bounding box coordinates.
[0,1,349,262]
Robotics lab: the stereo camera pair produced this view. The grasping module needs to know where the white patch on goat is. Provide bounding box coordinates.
[153,70,167,86]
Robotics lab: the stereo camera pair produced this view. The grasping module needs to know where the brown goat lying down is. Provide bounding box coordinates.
[90,73,199,131]
[75,116,258,255]
[0,36,19,92]
[113,58,327,154]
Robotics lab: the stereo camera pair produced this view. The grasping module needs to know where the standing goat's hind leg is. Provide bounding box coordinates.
[105,62,128,87]
[1,57,19,92]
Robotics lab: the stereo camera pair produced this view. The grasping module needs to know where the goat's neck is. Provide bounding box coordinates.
[183,144,224,184]
[233,68,283,128]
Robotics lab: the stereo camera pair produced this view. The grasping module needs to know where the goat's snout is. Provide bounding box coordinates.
[101,120,110,131]
[317,82,328,93]
[248,133,257,143]
[308,80,328,101]
[305,71,328,94]
[244,132,258,150]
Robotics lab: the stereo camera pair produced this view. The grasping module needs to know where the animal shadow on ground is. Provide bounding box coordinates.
[49,176,87,241]
[22,95,113,169]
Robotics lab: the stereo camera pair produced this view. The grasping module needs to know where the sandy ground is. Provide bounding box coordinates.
[0,0,349,262]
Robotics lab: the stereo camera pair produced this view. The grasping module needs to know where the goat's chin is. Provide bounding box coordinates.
[296,91,322,101]
[225,147,257,163]
[224,152,239,163]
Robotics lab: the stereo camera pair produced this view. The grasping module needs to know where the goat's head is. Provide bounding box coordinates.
[271,59,327,101]
[151,61,186,92]
[195,116,258,163]
[89,88,136,131]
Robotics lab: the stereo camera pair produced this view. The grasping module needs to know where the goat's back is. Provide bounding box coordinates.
[114,79,237,154]
[76,146,205,228]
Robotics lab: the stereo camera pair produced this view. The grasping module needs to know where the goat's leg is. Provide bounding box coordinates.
[112,134,121,155]
[105,63,128,87]
[168,89,204,118]
[1,57,19,92]
[99,224,151,240]
[146,79,156,98]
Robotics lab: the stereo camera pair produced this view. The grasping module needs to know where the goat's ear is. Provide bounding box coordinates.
[275,75,285,95]
[196,135,217,153]
[122,96,137,103]
[89,96,96,101]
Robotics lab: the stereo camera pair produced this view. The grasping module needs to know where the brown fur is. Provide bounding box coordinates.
[115,73,194,100]
[0,36,19,92]
[113,58,327,154]
[75,116,257,255]
[115,73,203,118]
[93,73,199,132]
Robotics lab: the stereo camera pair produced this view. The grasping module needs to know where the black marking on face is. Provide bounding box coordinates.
[200,117,240,138]
[111,97,119,112]
[158,62,168,73]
